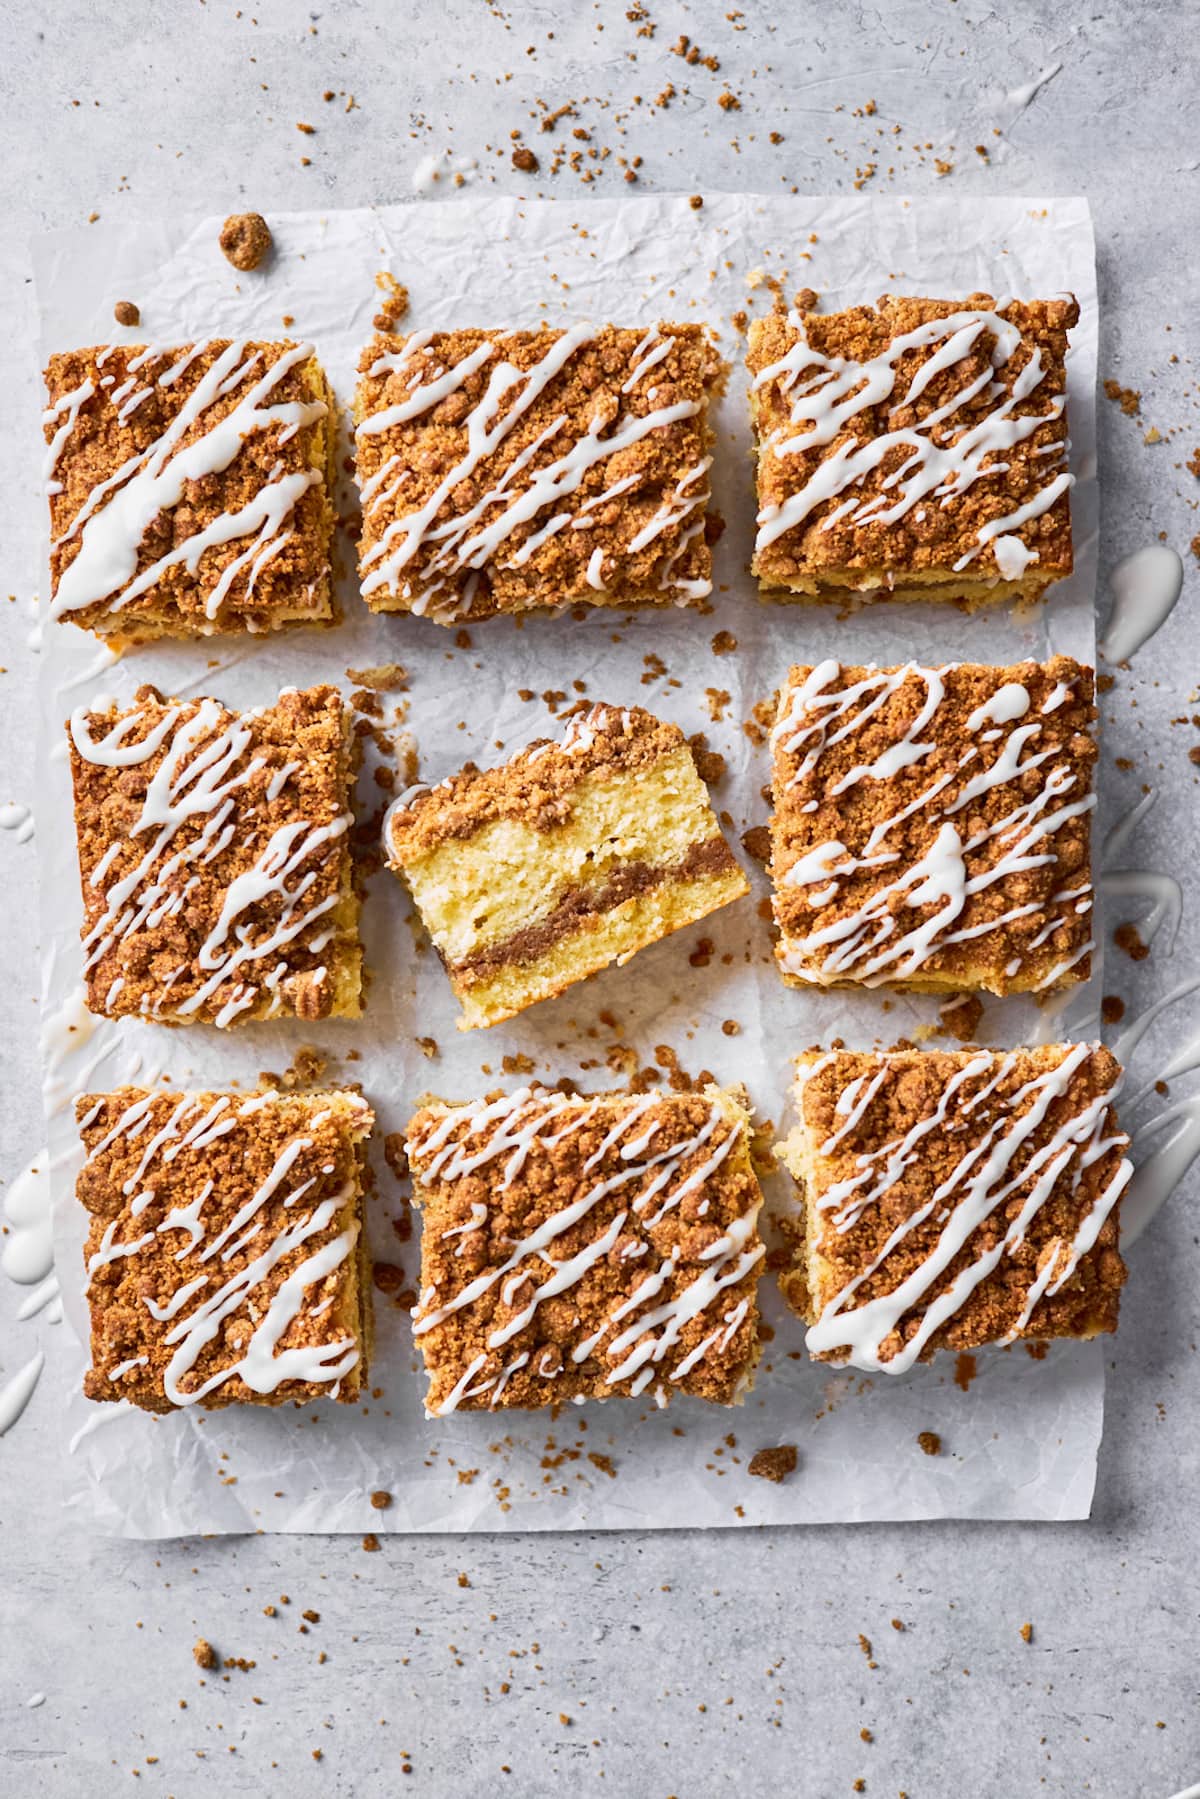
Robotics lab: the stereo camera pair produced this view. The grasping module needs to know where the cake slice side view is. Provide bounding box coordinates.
[777,1044,1130,1372]
[386,701,750,1029]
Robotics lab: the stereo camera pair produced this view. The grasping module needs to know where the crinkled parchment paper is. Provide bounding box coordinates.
[31,193,1105,1534]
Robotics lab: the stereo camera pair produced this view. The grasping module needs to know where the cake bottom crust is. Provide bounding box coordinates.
[755,567,1055,609]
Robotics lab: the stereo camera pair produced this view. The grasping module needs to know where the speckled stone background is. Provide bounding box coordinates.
[2,3,1198,1795]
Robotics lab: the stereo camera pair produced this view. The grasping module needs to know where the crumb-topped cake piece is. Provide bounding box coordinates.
[78,1086,374,1411]
[44,339,336,643]
[386,702,749,1029]
[747,294,1078,605]
[769,656,1096,994]
[779,1045,1130,1371]
[354,323,725,622]
[68,684,362,1027]
[407,1084,765,1414]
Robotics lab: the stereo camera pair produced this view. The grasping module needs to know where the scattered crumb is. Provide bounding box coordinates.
[1103,379,1141,417]
[373,271,410,333]
[219,212,272,272]
[917,1431,941,1457]
[1019,1621,1034,1644]
[512,146,539,174]
[113,300,140,327]
[747,1444,797,1483]
[193,1639,218,1670]
[362,1533,381,1552]
[370,1491,393,1510]
[1114,922,1150,962]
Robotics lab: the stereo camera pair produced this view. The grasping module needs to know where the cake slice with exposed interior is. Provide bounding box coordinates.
[385,702,749,1029]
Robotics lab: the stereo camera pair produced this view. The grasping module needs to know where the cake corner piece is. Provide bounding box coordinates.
[747,292,1078,608]
[77,1085,374,1412]
[385,701,749,1030]
[44,338,336,644]
[778,1043,1130,1371]
[405,1082,766,1415]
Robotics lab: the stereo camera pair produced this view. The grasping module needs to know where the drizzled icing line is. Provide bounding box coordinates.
[797,1048,1130,1373]
[407,1087,763,1415]
[355,326,715,619]
[752,303,1073,574]
[771,659,1094,991]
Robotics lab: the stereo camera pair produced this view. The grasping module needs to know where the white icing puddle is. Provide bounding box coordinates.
[1099,545,1184,663]
[412,151,478,194]
[0,1351,45,1435]
[25,1693,46,1710]
[0,802,34,843]
[1004,61,1063,115]
[1,1152,53,1287]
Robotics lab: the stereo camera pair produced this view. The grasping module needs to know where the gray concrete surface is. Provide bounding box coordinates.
[2,2,1199,1794]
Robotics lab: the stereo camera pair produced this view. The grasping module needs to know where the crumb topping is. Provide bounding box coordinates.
[407,1085,764,1413]
[770,657,1095,993]
[354,323,725,622]
[77,1086,373,1412]
[387,701,688,858]
[68,684,360,1027]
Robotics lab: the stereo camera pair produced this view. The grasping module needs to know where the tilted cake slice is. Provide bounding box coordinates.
[385,702,749,1029]
[68,684,363,1027]
[778,1045,1130,1372]
[44,338,336,643]
[353,323,725,622]
[78,1086,374,1412]
[768,656,1096,994]
[406,1084,765,1415]
[747,293,1078,605]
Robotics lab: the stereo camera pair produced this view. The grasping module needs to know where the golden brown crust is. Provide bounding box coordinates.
[354,323,725,622]
[747,294,1077,597]
[44,339,334,641]
[406,1085,764,1413]
[782,1045,1128,1362]
[387,702,686,857]
[68,684,362,1026]
[769,657,1096,994]
[77,1086,373,1412]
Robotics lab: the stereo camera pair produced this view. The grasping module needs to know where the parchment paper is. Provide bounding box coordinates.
[31,193,1105,1535]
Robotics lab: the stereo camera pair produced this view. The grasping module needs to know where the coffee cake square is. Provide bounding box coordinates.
[385,702,749,1029]
[44,339,336,643]
[406,1084,765,1415]
[354,324,725,622]
[747,293,1078,605]
[78,1086,374,1412]
[68,684,362,1027]
[768,656,1095,994]
[778,1045,1130,1371]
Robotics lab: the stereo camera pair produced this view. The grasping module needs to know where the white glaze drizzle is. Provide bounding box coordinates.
[47,339,326,622]
[772,660,1093,987]
[409,1089,762,1414]
[803,1047,1131,1371]
[357,326,710,616]
[754,306,1071,573]
[69,694,349,1026]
